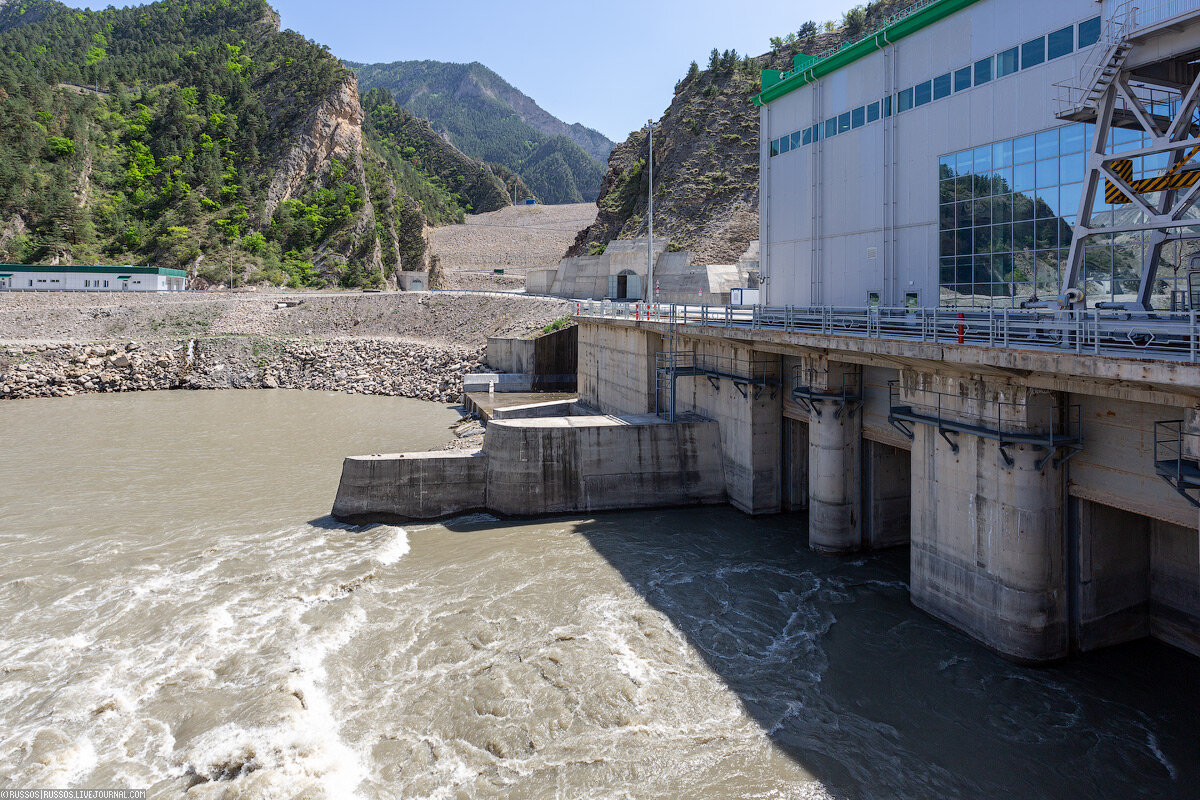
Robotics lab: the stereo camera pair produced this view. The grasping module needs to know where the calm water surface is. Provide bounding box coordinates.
[0,390,1196,799]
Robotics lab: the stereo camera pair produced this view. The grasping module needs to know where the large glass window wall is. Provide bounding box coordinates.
[939,123,1200,309]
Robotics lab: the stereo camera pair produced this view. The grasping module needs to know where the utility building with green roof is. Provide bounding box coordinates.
[0,265,187,292]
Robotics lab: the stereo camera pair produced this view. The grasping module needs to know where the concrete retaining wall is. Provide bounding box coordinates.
[578,320,661,415]
[485,326,577,391]
[331,413,726,522]
[484,414,726,516]
[332,451,488,523]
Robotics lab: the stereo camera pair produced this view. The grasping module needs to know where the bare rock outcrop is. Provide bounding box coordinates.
[264,74,367,220]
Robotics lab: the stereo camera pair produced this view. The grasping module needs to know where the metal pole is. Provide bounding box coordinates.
[647,119,654,306]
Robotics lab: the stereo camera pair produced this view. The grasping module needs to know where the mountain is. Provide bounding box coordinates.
[348,60,613,205]
[362,87,522,215]
[0,0,501,288]
[569,2,908,264]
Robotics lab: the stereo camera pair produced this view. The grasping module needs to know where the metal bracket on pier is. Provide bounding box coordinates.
[655,351,779,416]
[887,381,1084,470]
[791,367,862,419]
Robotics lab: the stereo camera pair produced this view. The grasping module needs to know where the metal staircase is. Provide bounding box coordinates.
[1055,10,1133,122]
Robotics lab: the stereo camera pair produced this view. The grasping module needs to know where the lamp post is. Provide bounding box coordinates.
[647,118,655,305]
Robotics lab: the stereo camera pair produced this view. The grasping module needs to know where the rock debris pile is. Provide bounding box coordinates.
[1,337,480,403]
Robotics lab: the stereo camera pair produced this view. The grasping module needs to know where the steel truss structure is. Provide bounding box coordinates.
[1059,2,1200,311]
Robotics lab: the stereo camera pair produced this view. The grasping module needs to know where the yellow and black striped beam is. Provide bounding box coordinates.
[1105,146,1200,205]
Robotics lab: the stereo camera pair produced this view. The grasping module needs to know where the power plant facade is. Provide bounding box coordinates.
[756,0,1200,312]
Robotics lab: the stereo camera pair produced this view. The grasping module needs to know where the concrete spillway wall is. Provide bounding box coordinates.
[331,413,725,523]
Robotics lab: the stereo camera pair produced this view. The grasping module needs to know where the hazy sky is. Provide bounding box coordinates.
[63,0,860,143]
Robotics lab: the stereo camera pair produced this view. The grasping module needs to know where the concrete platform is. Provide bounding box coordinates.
[464,391,578,422]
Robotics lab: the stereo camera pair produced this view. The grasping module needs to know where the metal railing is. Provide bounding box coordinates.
[1054,3,1133,118]
[573,300,1200,363]
[1153,419,1200,506]
[889,380,1083,468]
[1129,0,1200,32]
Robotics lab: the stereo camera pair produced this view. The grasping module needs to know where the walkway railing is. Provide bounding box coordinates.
[572,300,1200,363]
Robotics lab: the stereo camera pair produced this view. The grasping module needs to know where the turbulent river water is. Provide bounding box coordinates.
[0,390,1197,799]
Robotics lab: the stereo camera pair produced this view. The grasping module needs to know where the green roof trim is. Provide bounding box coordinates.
[753,0,985,106]
[0,264,187,278]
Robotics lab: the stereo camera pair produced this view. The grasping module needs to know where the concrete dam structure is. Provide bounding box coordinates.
[562,304,1200,664]
[334,0,1200,665]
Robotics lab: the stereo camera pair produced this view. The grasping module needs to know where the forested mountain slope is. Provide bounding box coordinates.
[0,0,505,287]
[361,87,521,216]
[569,2,908,264]
[349,60,611,205]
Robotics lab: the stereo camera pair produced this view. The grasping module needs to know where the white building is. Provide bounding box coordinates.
[0,265,188,292]
[756,0,1200,311]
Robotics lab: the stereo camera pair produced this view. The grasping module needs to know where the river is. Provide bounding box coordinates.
[0,390,1195,798]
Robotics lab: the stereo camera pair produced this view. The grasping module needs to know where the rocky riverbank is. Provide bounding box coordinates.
[0,336,480,403]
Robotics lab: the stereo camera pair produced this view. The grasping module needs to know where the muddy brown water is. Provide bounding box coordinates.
[0,390,1195,798]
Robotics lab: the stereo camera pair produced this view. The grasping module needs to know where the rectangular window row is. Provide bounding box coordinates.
[769,16,1100,158]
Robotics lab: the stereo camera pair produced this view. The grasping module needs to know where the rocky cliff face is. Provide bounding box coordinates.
[567,63,761,265]
[569,2,908,264]
[265,75,367,219]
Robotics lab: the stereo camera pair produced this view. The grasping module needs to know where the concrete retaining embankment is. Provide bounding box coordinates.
[330,413,726,522]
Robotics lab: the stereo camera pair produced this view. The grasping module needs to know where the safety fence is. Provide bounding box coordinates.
[573,300,1200,363]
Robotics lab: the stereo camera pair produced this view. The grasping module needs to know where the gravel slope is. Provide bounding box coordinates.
[0,291,573,347]
[428,203,594,290]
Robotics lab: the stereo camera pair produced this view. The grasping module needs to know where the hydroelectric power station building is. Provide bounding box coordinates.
[757,0,1199,311]
[335,0,1200,665]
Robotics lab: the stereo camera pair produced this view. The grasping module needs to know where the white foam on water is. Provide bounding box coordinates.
[1146,731,1177,780]
[180,602,370,798]
[373,526,411,566]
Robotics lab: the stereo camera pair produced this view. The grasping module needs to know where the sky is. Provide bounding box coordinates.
[64,0,860,144]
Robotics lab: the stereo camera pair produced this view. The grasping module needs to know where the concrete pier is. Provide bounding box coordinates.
[806,362,863,553]
[906,374,1070,661]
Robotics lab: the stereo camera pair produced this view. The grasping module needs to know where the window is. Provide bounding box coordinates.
[790,131,803,149]
[851,106,865,129]
[883,95,893,117]
[866,101,880,123]
[905,292,920,311]
[1021,36,1045,69]
[838,112,851,134]
[103,281,109,287]
[974,56,993,85]
[778,136,790,154]
[914,80,933,106]
[825,117,838,138]
[897,87,914,113]
[933,73,952,100]
[1078,16,1101,48]
[868,292,881,308]
[770,139,780,157]
[1047,26,1073,59]
[954,66,972,92]
[997,47,1019,78]
[802,127,813,146]
[936,123,1126,308]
